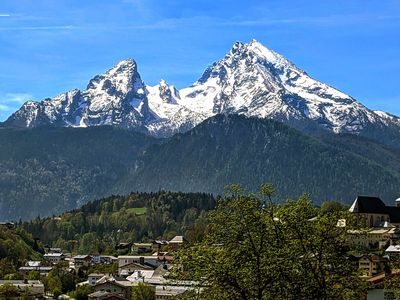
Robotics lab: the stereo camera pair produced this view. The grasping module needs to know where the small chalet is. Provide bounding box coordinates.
[119,262,154,277]
[92,277,134,300]
[131,243,153,254]
[353,254,387,277]
[118,256,166,276]
[88,273,106,286]
[19,261,52,278]
[72,255,92,269]
[44,252,65,264]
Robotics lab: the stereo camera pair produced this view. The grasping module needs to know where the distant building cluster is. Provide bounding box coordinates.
[87,235,190,300]
[2,235,190,299]
[349,196,400,299]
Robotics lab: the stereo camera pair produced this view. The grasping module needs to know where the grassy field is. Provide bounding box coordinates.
[126,207,147,215]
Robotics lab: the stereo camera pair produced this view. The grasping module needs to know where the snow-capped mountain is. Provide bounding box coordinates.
[4,39,400,141]
[6,59,151,130]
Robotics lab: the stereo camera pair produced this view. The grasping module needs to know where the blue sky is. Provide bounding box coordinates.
[0,0,399,120]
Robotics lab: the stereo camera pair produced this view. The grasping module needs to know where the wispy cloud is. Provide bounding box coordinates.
[0,93,31,109]
[0,14,10,17]
[0,12,394,34]
[78,13,400,32]
[0,25,74,31]
[217,13,400,27]
[122,0,153,18]
[4,93,33,104]
[0,93,32,119]
[0,104,11,111]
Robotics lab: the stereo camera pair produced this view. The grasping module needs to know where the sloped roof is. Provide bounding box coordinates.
[349,196,387,214]
[27,261,41,267]
[88,290,125,300]
[73,255,91,260]
[386,245,400,253]
[378,221,396,228]
[120,262,155,270]
[169,236,184,243]
[349,196,400,223]
[126,270,155,282]
[44,253,64,257]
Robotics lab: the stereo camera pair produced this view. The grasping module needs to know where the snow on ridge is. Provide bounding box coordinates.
[4,40,400,137]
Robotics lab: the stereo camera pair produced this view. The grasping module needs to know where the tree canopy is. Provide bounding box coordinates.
[174,184,364,300]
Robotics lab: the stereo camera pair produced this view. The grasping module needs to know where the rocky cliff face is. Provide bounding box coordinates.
[4,40,400,144]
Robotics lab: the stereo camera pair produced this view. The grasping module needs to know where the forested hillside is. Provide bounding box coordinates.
[23,191,217,254]
[0,126,158,220]
[1,115,400,221]
[0,226,43,279]
[121,115,400,203]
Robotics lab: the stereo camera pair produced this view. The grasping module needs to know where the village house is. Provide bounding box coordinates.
[0,280,45,298]
[385,245,400,258]
[131,243,153,254]
[353,254,387,277]
[91,276,134,300]
[72,254,92,269]
[118,256,167,276]
[116,242,132,251]
[88,273,106,286]
[88,290,126,300]
[91,252,101,264]
[152,240,169,254]
[347,227,400,249]
[44,252,65,264]
[363,270,400,300]
[100,255,118,265]
[151,236,186,254]
[19,261,52,278]
[155,285,190,300]
[119,262,154,277]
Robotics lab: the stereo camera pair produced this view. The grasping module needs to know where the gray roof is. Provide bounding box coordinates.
[44,252,64,257]
[88,273,105,277]
[19,266,52,271]
[169,235,184,243]
[73,255,91,259]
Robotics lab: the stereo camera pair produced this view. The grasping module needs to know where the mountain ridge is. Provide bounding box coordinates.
[1,114,400,220]
[119,114,400,201]
[3,40,400,147]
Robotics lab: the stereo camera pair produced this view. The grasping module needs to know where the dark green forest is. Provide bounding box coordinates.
[122,115,400,202]
[1,115,400,221]
[0,226,43,278]
[0,126,158,220]
[22,191,217,254]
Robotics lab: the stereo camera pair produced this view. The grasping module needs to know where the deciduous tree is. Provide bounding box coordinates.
[174,184,364,300]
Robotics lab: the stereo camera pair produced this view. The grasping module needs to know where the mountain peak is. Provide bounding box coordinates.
[230,41,245,53]
[159,79,168,86]
[4,41,400,148]
[86,58,143,97]
[227,39,283,64]
[105,58,137,77]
